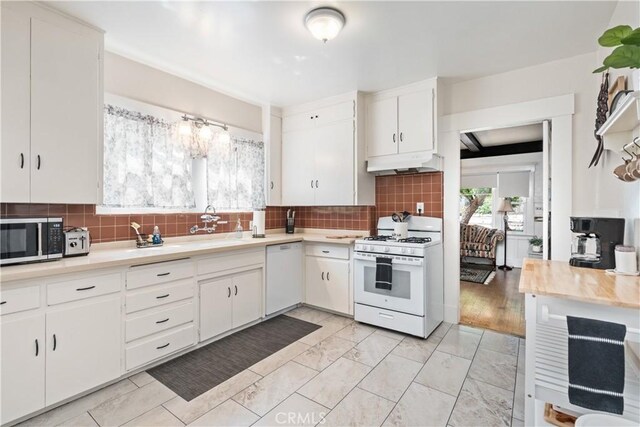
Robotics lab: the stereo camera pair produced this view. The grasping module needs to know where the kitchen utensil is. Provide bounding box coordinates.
[391,213,401,223]
[401,211,411,222]
[130,222,145,244]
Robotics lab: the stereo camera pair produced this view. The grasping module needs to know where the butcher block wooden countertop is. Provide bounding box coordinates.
[519,258,640,309]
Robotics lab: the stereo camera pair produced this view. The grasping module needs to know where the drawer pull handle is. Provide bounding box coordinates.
[379,312,394,320]
[327,272,330,281]
[53,334,57,351]
[157,272,171,277]
[156,318,169,324]
[228,287,231,298]
[322,250,330,254]
[234,285,238,296]
[156,294,170,299]
[76,286,95,291]
[157,343,170,350]
[0,301,6,305]
[321,272,325,280]
[35,339,39,357]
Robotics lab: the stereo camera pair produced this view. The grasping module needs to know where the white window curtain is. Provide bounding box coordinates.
[103,105,195,209]
[206,136,265,210]
[460,173,497,189]
[497,171,531,197]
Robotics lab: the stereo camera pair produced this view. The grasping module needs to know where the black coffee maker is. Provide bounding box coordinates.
[569,217,625,270]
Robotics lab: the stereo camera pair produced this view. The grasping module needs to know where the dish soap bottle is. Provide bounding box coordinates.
[234,218,243,239]
[152,226,162,245]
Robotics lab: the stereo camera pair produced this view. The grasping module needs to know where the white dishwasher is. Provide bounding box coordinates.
[266,242,303,315]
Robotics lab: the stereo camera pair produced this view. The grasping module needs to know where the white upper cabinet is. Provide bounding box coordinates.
[0,2,103,204]
[266,113,283,206]
[366,97,398,158]
[365,79,438,160]
[1,7,31,202]
[281,94,374,206]
[398,89,434,153]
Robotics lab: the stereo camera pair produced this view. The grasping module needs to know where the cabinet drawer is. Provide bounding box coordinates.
[125,324,195,371]
[197,249,264,276]
[305,244,349,260]
[0,285,40,315]
[355,303,425,337]
[126,280,194,314]
[48,273,120,306]
[127,260,194,290]
[126,302,194,343]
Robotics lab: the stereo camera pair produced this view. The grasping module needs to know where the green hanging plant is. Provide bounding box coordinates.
[594,25,640,73]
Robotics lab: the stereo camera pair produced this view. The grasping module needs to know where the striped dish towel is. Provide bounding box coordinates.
[567,316,627,414]
[375,257,393,290]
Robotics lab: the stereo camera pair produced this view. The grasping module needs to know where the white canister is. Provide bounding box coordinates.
[392,222,409,240]
[252,210,266,238]
[614,245,638,274]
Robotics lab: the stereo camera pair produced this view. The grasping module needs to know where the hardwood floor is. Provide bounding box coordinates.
[460,267,525,337]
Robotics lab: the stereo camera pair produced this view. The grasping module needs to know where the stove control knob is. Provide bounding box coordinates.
[400,247,407,254]
[384,246,390,253]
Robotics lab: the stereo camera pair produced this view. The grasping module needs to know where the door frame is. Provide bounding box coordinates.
[439,94,574,324]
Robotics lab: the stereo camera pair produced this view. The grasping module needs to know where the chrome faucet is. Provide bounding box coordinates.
[190,205,228,234]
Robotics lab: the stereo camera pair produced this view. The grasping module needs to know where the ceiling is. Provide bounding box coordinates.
[465,124,544,149]
[47,1,617,107]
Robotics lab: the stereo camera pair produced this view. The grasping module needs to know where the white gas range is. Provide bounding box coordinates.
[353,216,444,338]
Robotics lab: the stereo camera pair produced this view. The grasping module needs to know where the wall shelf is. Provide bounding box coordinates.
[597,91,640,141]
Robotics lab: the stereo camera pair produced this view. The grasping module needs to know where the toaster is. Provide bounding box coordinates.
[64,228,90,257]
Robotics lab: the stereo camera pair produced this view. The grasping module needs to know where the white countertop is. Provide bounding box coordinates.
[0,230,363,283]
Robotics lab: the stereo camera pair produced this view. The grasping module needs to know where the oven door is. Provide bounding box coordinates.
[354,252,425,316]
[0,219,43,265]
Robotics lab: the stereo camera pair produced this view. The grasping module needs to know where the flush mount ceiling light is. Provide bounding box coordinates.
[305,7,345,43]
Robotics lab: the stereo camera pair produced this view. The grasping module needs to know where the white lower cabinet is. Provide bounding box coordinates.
[45,296,121,405]
[200,268,263,342]
[1,314,45,425]
[305,256,351,315]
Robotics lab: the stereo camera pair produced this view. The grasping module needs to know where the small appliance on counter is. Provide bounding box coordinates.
[251,210,266,238]
[0,217,64,266]
[63,227,90,257]
[612,245,639,275]
[286,209,295,234]
[569,217,625,270]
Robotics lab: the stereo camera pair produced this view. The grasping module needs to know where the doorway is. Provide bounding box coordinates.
[458,123,548,337]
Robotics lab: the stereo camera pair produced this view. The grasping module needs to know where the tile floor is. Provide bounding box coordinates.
[19,307,525,427]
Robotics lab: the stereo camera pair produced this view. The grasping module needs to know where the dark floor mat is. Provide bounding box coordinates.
[147,314,321,401]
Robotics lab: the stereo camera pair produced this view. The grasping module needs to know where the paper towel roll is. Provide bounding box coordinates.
[252,210,266,238]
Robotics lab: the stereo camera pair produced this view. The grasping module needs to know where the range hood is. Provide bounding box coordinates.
[366,151,442,175]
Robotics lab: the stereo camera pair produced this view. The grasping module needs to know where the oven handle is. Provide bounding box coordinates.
[37,223,43,257]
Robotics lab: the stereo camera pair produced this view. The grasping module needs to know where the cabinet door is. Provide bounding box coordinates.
[0,7,31,202]
[398,89,434,154]
[267,115,282,206]
[282,128,316,206]
[200,277,233,342]
[366,97,398,158]
[314,119,355,206]
[1,314,45,424]
[232,269,263,328]
[46,296,121,405]
[305,257,350,314]
[30,18,100,204]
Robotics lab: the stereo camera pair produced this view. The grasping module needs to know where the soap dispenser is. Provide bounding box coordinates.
[234,217,243,239]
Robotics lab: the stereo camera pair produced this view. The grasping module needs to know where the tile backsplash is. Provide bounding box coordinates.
[1,171,443,244]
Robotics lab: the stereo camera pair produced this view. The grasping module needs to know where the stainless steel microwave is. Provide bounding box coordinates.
[0,218,64,266]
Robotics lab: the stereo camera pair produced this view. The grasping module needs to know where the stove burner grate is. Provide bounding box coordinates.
[397,237,432,244]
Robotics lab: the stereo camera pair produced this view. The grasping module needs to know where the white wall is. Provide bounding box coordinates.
[104,52,263,133]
